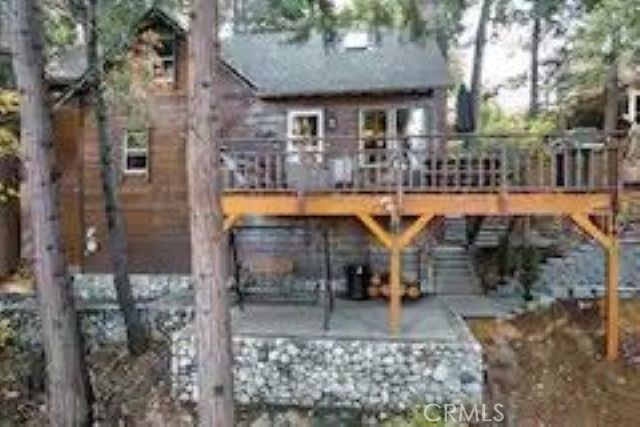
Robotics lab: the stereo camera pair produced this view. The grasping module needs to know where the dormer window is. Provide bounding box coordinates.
[153,32,176,83]
[342,31,372,51]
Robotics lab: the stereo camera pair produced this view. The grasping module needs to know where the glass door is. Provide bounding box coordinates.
[287,110,324,164]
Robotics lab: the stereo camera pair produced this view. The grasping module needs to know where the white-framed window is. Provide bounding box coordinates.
[286,109,324,163]
[152,32,177,83]
[630,89,640,125]
[359,109,389,165]
[359,106,434,166]
[123,129,149,175]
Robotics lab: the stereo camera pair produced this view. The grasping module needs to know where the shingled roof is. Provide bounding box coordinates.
[47,7,449,97]
[221,31,448,97]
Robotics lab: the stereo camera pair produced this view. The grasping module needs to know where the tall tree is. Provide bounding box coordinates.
[470,0,493,129]
[560,0,640,131]
[529,0,541,117]
[10,0,93,424]
[188,0,235,425]
[602,30,620,132]
[84,0,150,356]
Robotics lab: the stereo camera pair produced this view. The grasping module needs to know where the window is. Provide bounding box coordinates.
[123,130,149,175]
[360,109,389,165]
[628,90,640,125]
[359,106,434,165]
[152,32,176,83]
[287,110,324,163]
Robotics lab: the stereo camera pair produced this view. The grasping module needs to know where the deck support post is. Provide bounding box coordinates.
[569,213,619,361]
[605,241,620,361]
[389,238,402,334]
[356,214,435,336]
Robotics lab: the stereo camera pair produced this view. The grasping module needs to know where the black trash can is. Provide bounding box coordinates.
[345,264,371,300]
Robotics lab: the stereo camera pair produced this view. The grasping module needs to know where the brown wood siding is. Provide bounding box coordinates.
[80,92,191,273]
[54,105,84,269]
[56,35,448,273]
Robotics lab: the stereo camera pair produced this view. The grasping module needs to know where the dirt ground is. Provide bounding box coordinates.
[468,299,640,427]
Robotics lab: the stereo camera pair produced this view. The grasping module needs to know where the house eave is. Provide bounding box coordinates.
[257,86,446,100]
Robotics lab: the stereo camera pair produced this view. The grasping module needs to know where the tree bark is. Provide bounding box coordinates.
[604,32,621,133]
[529,4,541,118]
[10,0,93,425]
[86,0,149,356]
[470,0,493,130]
[188,0,235,426]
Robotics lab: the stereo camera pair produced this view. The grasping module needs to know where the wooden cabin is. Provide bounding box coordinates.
[49,7,624,359]
[49,8,449,274]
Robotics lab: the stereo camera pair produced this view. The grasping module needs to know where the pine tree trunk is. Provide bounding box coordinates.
[470,0,493,130]
[604,32,621,133]
[529,8,541,118]
[188,0,235,426]
[10,0,93,425]
[86,0,149,356]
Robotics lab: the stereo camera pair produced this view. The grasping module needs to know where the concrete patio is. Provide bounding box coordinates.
[232,297,475,341]
[173,296,485,408]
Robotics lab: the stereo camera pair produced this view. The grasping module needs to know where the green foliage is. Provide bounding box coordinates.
[251,0,468,55]
[45,9,78,50]
[0,319,13,350]
[0,90,19,157]
[0,182,18,203]
[480,100,558,135]
[0,90,19,204]
[556,0,640,103]
[382,406,446,427]
[519,245,540,301]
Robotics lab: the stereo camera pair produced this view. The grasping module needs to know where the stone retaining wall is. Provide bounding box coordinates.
[536,242,640,299]
[171,328,483,410]
[1,274,483,411]
[72,274,193,301]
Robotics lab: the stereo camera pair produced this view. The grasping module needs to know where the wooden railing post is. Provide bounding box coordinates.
[500,144,508,192]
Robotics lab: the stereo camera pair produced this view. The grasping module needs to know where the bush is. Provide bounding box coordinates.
[520,246,540,301]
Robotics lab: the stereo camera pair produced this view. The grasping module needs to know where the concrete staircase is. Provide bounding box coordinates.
[432,217,483,295]
[473,218,510,248]
[443,216,467,244]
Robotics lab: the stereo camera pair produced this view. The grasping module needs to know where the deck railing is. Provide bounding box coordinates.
[221,133,624,193]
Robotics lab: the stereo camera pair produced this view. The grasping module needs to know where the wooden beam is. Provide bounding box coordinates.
[356,214,392,249]
[569,214,613,249]
[398,214,436,248]
[223,193,613,216]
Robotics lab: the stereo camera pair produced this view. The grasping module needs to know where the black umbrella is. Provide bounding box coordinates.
[455,84,475,133]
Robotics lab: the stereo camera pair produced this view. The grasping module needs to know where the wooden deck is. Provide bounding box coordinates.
[221,133,625,360]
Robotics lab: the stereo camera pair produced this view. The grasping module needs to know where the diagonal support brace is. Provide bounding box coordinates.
[569,213,619,361]
[357,214,436,335]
